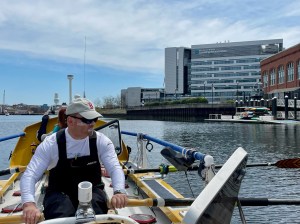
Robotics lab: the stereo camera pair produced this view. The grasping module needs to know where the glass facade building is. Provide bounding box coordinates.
[165,39,283,103]
[165,47,191,96]
[190,39,283,103]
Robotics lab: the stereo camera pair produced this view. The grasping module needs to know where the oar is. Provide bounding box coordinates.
[127,197,300,207]
[0,166,27,176]
[123,158,300,175]
[216,158,300,169]
[2,157,299,177]
[1,197,299,224]
[0,214,44,224]
[0,132,25,142]
[239,197,300,206]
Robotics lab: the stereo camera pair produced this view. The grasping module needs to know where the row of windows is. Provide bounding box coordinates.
[191,90,251,97]
[262,60,300,87]
[191,65,260,72]
[190,78,258,85]
[191,58,263,66]
[191,72,260,78]
[190,84,260,90]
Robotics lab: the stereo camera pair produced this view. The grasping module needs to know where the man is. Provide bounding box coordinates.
[21,98,127,224]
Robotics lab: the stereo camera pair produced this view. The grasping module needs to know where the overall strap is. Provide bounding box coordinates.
[89,131,99,159]
[56,129,67,160]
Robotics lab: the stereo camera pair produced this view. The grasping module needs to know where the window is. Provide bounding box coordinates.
[214,60,234,64]
[263,71,268,87]
[298,60,300,80]
[278,66,284,84]
[191,61,212,66]
[287,62,294,82]
[220,66,242,71]
[270,69,276,86]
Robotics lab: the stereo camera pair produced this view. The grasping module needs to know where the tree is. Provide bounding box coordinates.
[102,96,115,109]
[94,98,102,108]
[114,95,121,108]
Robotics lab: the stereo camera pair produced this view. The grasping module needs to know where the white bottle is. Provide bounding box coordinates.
[75,181,96,223]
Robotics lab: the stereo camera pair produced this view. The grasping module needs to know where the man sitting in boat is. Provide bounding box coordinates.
[20,98,128,224]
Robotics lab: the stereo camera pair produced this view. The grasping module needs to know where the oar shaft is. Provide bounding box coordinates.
[0,166,26,176]
[124,166,180,174]
[127,198,194,207]
[124,168,160,174]
[239,198,300,206]
[0,132,25,142]
[127,197,300,207]
[215,163,275,169]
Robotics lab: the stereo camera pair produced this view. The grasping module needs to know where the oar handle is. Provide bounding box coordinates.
[0,214,44,224]
[128,198,153,207]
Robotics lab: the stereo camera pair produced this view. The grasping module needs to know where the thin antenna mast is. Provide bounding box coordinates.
[83,36,86,98]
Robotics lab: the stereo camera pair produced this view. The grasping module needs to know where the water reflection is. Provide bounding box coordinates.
[120,120,300,224]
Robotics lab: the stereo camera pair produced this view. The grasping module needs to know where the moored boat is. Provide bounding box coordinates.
[236,106,272,120]
[0,117,299,223]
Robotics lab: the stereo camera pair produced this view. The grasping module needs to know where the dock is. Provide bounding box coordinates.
[205,114,300,125]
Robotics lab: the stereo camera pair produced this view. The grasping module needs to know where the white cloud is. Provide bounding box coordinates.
[0,0,299,77]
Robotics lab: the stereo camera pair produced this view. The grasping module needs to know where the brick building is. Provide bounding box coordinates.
[261,43,300,99]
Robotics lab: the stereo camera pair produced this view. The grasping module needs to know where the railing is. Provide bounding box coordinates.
[277,99,300,108]
[208,114,222,119]
[276,111,299,120]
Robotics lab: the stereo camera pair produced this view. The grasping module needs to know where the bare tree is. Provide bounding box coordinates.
[114,94,121,108]
[102,96,115,109]
[94,98,102,108]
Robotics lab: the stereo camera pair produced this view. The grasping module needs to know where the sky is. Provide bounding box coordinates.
[0,0,300,106]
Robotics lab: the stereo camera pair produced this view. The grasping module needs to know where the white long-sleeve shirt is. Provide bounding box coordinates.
[21,128,125,204]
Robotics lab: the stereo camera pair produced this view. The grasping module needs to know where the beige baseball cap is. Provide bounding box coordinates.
[66,98,102,119]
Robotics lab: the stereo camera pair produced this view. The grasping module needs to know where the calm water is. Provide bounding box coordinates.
[0,115,299,223]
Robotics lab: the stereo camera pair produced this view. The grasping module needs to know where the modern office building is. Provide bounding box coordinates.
[261,43,300,99]
[165,39,283,103]
[165,47,191,96]
[190,39,283,103]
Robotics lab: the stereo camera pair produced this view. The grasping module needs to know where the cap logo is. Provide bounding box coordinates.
[87,102,94,109]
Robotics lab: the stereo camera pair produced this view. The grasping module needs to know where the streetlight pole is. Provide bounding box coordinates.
[204,81,207,98]
[236,81,239,101]
[212,84,214,108]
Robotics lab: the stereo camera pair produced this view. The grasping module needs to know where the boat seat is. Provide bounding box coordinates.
[143,179,177,199]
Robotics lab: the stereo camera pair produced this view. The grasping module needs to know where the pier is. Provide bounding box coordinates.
[126,104,235,121]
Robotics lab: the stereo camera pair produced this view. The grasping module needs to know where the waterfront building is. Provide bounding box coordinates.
[121,87,164,108]
[165,47,191,97]
[191,39,283,103]
[165,39,283,104]
[261,43,300,100]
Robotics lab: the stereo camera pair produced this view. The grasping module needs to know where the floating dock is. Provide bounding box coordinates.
[205,114,300,125]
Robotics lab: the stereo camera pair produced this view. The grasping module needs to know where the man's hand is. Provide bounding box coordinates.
[22,202,42,224]
[110,193,128,209]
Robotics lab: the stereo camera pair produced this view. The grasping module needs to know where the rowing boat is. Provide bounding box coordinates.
[0,117,299,223]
